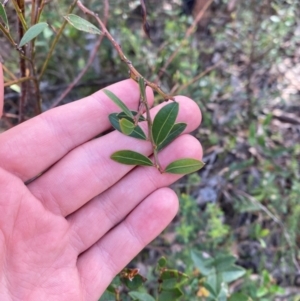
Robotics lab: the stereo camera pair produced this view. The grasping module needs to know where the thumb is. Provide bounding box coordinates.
[0,63,3,117]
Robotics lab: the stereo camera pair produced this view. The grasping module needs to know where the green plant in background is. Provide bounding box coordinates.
[238,270,285,301]
[99,257,189,301]
[191,250,247,301]
[99,253,248,301]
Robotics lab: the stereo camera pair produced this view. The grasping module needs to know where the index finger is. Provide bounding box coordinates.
[0,79,153,181]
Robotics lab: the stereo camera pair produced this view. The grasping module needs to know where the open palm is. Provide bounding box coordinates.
[0,64,202,301]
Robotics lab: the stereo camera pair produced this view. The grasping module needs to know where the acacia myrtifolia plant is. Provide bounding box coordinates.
[63,2,204,174]
[104,80,204,174]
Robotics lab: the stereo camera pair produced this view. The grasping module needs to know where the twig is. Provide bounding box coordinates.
[36,0,46,23]
[171,61,221,94]
[2,64,18,81]
[4,77,35,87]
[0,23,17,48]
[16,0,27,123]
[139,78,162,172]
[50,0,110,109]
[156,0,214,82]
[29,0,48,115]
[77,1,174,101]
[30,0,36,25]
[11,0,28,30]
[39,0,78,80]
[3,113,20,119]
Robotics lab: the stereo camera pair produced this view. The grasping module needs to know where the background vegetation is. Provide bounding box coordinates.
[1,0,300,300]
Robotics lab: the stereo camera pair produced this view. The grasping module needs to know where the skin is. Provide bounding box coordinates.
[0,63,203,301]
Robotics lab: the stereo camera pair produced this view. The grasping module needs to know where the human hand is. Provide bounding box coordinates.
[0,63,202,301]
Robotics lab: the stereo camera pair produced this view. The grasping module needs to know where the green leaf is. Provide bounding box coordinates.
[165,158,205,174]
[129,292,155,301]
[64,14,101,35]
[111,150,153,166]
[160,269,189,280]
[152,102,179,146]
[19,22,48,47]
[157,123,186,151]
[221,266,245,283]
[0,3,9,30]
[122,274,145,290]
[228,293,252,301]
[103,89,134,118]
[191,250,214,275]
[109,113,146,140]
[202,282,217,297]
[158,288,183,301]
[158,257,167,268]
[160,269,189,290]
[106,284,116,294]
[117,111,146,122]
[119,118,134,135]
[214,255,237,272]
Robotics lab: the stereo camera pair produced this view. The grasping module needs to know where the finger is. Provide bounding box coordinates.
[0,79,153,181]
[0,63,3,117]
[67,134,202,253]
[28,97,201,216]
[77,187,178,300]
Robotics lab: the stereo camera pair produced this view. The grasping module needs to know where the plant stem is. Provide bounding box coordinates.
[39,0,78,80]
[2,64,18,80]
[76,0,174,102]
[171,61,221,94]
[16,0,27,123]
[36,0,46,23]
[0,23,17,48]
[4,77,35,87]
[11,0,28,30]
[139,79,162,172]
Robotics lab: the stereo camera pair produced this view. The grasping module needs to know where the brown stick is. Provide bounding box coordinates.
[77,1,174,101]
[16,0,27,123]
[50,0,110,109]
[4,77,35,87]
[171,61,221,94]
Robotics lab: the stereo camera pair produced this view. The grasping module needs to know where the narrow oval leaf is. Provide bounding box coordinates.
[165,158,205,174]
[0,3,9,30]
[64,14,101,35]
[111,150,153,166]
[119,118,134,135]
[109,113,147,140]
[19,22,48,47]
[157,123,187,151]
[103,89,134,118]
[152,102,179,146]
